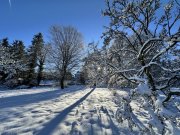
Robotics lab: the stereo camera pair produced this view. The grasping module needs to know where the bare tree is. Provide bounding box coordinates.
[102,0,180,134]
[49,25,84,89]
[103,0,180,92]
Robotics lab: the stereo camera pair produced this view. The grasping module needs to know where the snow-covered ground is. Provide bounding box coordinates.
[0,86,123,135]
[0,86,179,135]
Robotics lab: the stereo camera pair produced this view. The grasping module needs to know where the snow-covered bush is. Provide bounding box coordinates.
[114,81,180,134]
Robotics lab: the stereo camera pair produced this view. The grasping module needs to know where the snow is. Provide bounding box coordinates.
[0,86,122,135]
[0,86,179,135]
[135,81,151,96]
[170,87,180,92]
[114,87,180,135]
[0,87,54,98]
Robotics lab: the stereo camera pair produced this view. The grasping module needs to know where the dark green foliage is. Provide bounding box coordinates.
[0,38,9,47]
[27,33,45,86]
[11,40,27,82]
[0,38,28,87]
[0,33,47,87]
[12,40,25,60]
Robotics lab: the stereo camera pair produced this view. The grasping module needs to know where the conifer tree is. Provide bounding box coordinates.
[27,33,45,85]
[1,38,9,47]
[11,40,27,80]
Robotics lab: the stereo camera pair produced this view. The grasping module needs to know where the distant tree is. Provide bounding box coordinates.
[0,42,11,82]
[49,25,84,89]
[0,39,27,87]
[1,38,9,47]
[77,71,87,85]
[83,42,108,86]
[27,33,45,85]
[37,44,50,85]
[12,40,25,60]
[0,38,11,82]
[11,40,27,81]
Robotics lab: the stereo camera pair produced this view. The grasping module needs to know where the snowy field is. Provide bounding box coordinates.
[0,86,122,135]
[0,86,179,135]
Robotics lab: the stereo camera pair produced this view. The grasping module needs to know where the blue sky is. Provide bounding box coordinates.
[0,0,108,46]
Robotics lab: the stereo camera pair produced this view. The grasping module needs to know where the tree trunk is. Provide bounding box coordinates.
[27,68,35,85]
[139,57,157,107]
[37,64,43,86]
[60,68,66,89]
[145,67,156,91]
[139,57,156,91]
[60,76,65,89]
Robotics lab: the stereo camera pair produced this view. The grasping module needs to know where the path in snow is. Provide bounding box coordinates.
[37,88,128,135]
[36,88,95,135]
[0,86,130,135]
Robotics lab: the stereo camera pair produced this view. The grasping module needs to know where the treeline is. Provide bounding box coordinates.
[0,33,48,87]
[0,25,84,89]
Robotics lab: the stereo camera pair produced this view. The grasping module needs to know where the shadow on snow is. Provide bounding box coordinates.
[35,88,95,135]
[0,86,85,109]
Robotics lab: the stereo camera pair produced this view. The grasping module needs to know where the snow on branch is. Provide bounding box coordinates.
[139,62,180,73]
[137,38,162,59]
[158,75,180,91]
[151,33,180,62]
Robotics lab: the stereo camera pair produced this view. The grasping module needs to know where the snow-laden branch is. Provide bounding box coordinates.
[107,63,137,73]
[151,34,180,62]
[139,62,180,73]
[111,48,137,55]
[157,75,180,91]
[137,38,162,59]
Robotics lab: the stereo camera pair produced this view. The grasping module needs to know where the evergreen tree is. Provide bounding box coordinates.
[1,38,9,47]
[12,40,25,60]
[27,33,45,86]
[37,44,49,86]
[11,40,27,81]
[0,38,11,82]
[0,38,27,87]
